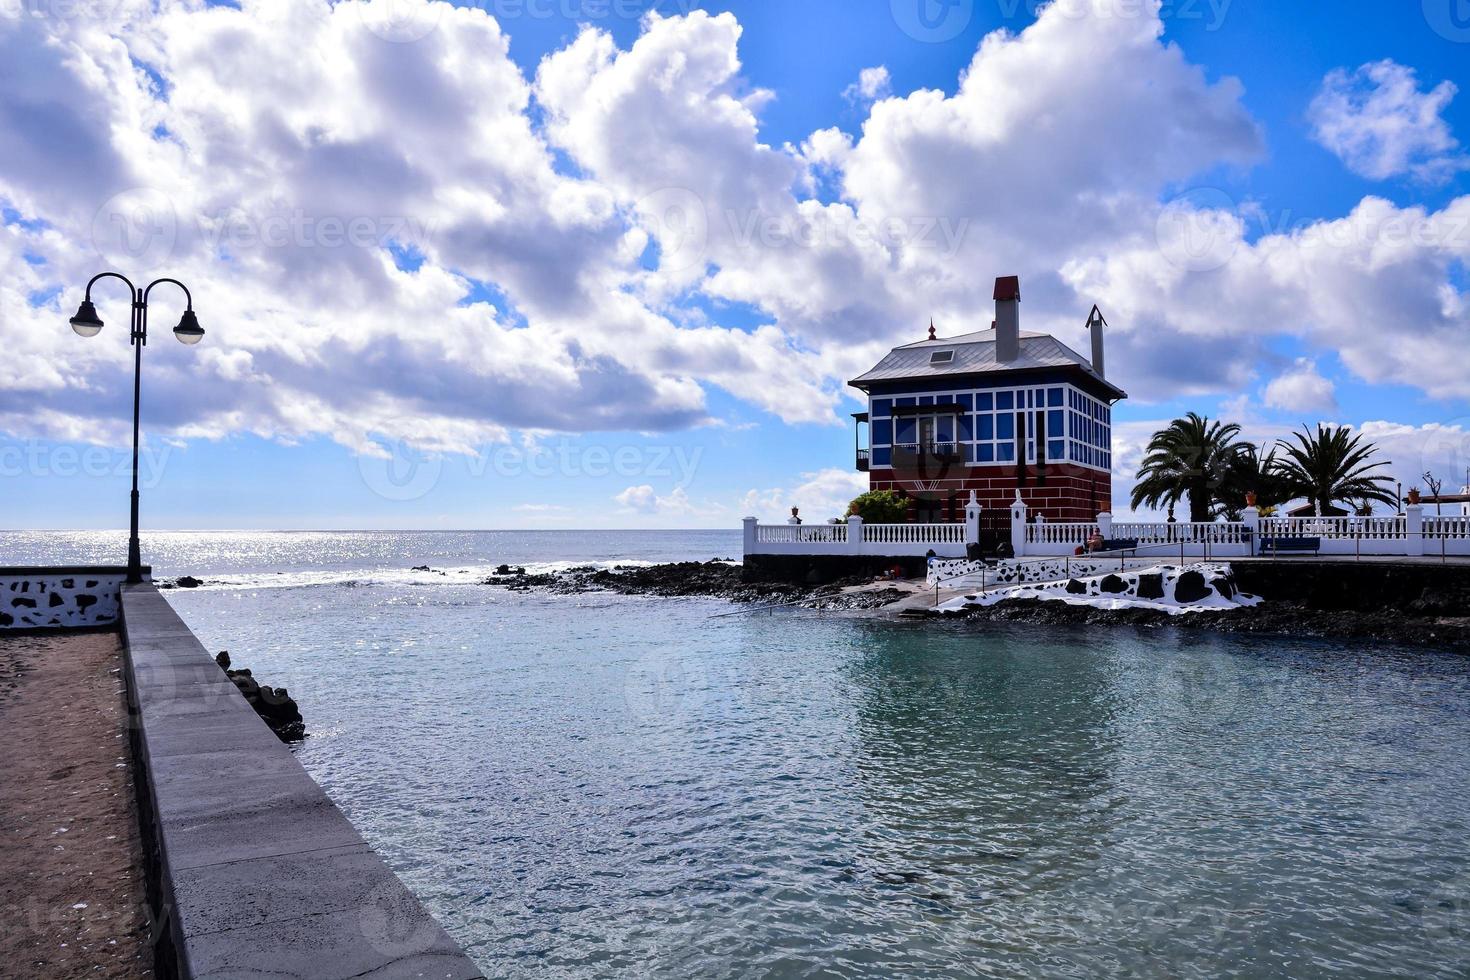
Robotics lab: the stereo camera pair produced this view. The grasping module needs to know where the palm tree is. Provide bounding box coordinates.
[1218,443,1292,520]
[1275,425,1397,514]
[1131,413,1244,522]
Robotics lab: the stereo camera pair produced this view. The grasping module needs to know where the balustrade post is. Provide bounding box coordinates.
[1010,493,1028,558]
[742,517,757,556]
[1242,507,1259,556]
[1406,504,1424,557]
[848,515,863,555]
[964,491,981,550]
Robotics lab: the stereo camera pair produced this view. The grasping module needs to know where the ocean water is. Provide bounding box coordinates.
[7,530,1470,978]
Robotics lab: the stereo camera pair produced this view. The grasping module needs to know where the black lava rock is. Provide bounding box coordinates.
[1099,574,1129,595]
[1174,570,1210,604]
[1065,578,1088,595]
[174,575,203,589]
[1136,574,1165,600]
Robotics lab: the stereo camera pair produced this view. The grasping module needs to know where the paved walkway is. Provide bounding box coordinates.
[0,631,152,979]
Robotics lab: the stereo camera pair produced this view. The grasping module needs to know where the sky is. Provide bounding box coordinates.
[2,0,1470,530]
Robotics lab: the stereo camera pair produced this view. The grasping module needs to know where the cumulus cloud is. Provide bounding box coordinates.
[1308,60,1469,183]
[843,66,892,105]
[1263,359,1338,414]
[614,484,721,517]
[740,468,866,523]
[1062,194,1470,402]
[2,0,1466,473]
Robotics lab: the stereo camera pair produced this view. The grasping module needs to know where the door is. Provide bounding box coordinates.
[918,417,935,451]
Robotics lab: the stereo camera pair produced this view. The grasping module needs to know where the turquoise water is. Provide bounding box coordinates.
[7,531,1470,977]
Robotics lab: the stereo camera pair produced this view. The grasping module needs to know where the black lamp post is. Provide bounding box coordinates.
[69,273,204,584]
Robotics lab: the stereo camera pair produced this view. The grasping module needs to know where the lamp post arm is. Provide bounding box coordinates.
[144,277,194,310]
[83,271,137,300]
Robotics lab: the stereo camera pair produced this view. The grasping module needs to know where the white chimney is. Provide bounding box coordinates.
[1086,304,1107,379]
[994,276,1020,363]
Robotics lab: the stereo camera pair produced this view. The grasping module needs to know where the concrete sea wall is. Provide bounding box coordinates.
[0,566,135,629]
[120,583,483,979]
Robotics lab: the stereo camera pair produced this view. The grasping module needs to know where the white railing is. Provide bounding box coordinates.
[1258,516,1405,540]
[1426,515,1470,539]
[744,504,1470,561]
[1111,521,1253,545]
[1025,522,1098,546]
[753,523,848,545]
[864,523,966,545]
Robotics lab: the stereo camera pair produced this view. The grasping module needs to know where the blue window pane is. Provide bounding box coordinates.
[873,448,891,467]
[1049,439,1065,461]
[997,414,1014,440]
[958,416,973,441]
[896,419,916,443]
[976,392,993,411]
[977,415,994,440]
[997,443,1015,462]
[936,417,954,442]
[957,393,973,410]
[977,443,995,463]
[873,420,892,445]
[919,395,934,406]
[872,399,892,418]
[896,397,915,408]
[1048,410,1063,437]
[997,391,1014,410]
[1048,387,1063,407]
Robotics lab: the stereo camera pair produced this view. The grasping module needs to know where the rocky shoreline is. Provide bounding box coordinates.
[497,560,908,610]
[938,597,1470,652]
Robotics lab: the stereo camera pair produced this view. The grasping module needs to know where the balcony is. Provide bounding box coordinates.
[890,442,963,472]
[856,448,870,472]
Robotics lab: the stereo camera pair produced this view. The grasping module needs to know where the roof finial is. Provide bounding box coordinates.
[927,318,937,341]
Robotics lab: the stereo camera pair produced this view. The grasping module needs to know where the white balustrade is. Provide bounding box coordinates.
[753,523,848,546]
[863,523,966,545]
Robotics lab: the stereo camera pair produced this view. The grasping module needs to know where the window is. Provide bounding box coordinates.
[929,350,955,365]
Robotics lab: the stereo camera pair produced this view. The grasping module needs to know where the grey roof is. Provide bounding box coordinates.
[849,327,1126,398]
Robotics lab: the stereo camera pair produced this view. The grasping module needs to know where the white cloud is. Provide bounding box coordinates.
[1308,60,1469,183]
[1263,359,1338,414]
[740,468,866,523]
[614,484,722,517]
[843,66,891,105]
[2,0,1467,475]
[1062,194,1470,403]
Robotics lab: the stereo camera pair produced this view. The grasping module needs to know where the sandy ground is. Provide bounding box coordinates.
[0,631,152,979]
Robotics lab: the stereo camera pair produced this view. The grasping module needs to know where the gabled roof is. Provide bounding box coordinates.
[849,327,1126,399]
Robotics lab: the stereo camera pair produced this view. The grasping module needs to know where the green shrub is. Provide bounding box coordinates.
[846,490,910,524]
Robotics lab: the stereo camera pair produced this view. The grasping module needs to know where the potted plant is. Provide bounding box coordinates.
[1245,490,1258,508]
[1407,487,1421,506]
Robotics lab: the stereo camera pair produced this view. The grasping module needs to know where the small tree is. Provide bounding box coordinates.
[846,489,910,524]
[1423,472,1445,516]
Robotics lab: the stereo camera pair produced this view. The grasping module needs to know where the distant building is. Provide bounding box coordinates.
[850,276,1125,523]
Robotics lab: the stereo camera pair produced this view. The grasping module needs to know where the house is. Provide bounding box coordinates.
[849,276,1125,524]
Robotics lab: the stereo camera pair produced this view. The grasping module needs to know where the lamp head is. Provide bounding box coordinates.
[173,309,204,345]
[69,300,104,338]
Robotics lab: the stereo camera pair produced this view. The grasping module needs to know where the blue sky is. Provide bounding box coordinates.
[3,0,1470,529]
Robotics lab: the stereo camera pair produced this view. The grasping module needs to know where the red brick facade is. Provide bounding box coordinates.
[869,461,1111,523]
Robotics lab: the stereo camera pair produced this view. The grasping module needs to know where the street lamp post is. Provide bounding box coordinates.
[68,273,204,584]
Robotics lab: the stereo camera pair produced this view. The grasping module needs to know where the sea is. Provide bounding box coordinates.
[6,529,1470,978]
